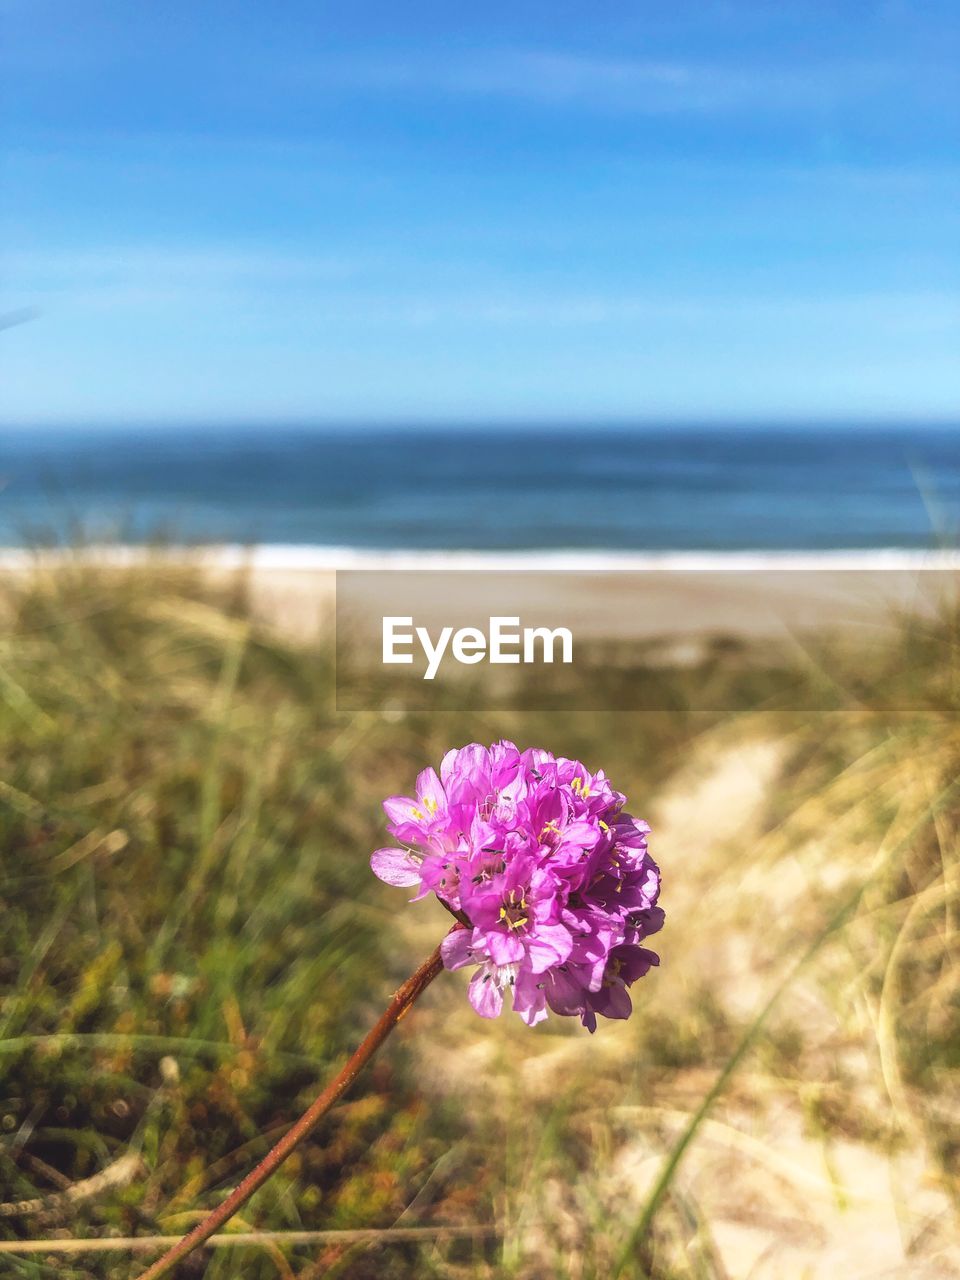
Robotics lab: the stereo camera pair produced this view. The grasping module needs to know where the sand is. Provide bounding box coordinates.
[215,556,958,663]
[0,546,956,648]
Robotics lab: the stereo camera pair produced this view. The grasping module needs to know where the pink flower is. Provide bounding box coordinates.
[371,741,663,1031]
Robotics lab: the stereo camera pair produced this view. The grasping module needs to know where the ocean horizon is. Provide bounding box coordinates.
[1,422,958,554]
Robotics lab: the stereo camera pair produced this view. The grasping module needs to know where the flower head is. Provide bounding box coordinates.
[371,741,663,1030]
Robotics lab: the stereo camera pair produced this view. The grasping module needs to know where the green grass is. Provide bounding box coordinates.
[0,560,957,1278]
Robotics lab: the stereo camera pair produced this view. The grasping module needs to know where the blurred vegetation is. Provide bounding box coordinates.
[0,558,957,1278]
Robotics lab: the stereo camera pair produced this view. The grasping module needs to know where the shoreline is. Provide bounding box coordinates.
[0,543,959,572]
[1,543,956,646]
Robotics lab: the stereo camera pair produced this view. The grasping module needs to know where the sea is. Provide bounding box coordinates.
[0,423,958,560]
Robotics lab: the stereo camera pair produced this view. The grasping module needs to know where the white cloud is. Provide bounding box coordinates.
[7,246,359,285]
[3,246,364,310]
[5,242,958,337]
[304,48,914,116]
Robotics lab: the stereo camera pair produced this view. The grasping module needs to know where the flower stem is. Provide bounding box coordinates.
[138,935,452,1279]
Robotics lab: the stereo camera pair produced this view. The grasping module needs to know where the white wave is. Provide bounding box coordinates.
[1,543,959,572]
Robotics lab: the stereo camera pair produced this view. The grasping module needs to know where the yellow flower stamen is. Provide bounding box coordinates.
[499,889,529,931]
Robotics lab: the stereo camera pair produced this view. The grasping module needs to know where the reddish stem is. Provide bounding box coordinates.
[138,934,453,1279]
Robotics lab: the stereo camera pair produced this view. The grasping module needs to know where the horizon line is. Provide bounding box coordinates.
[1,416,959,433]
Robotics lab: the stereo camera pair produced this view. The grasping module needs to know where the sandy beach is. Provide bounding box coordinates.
[2,546,958,647]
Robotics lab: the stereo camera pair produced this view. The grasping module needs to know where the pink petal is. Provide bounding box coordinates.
[415,767,446,811]
[370,847,421,888]
[603,985,633,1021]
[516,999,549,1027]
[383,795,418,825]
[439,748,460,788]
[544,967,586,1016]
[440,928,475,971]
[562,819,599,846]
[469,969,504,1018]
[512,971,549,1026]
[526,923,573,973]
[486,930,525,966]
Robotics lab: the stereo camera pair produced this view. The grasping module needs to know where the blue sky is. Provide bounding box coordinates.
[2,0,958,424]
